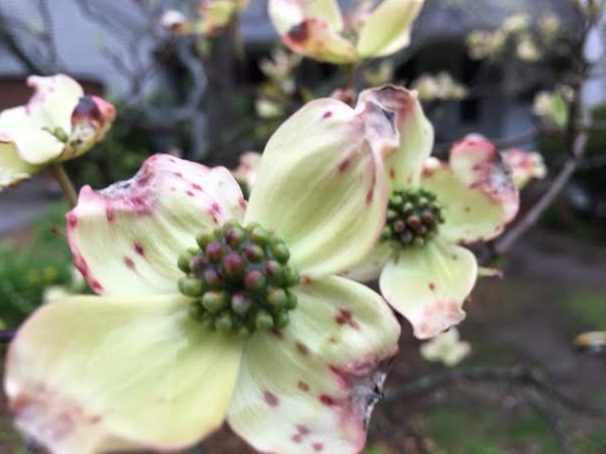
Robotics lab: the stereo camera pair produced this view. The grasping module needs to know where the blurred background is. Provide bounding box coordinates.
[0,0,605,452]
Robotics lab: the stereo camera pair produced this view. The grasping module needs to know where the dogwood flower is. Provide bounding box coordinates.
[502,148,547,189]
[533,88,570,128]
[0,74,115,191]
[160,1,249,37]
[5,94,404,453]
[420,328,471,367]
[412,72,468,102]
[344,86,520,339]
[268,0,425,64]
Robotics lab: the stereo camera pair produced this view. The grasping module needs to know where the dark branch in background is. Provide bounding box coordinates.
[383,365,605,417]
[487,7,598,259]
[37,0,64,72]
[526,388,575,454]
[0,8,47,74]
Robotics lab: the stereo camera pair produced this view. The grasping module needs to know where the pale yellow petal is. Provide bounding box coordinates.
[5,294,242,454]
[246,98,395,278]
[379,238,477,339]
[67,154,246,295]
[228,276,400,454]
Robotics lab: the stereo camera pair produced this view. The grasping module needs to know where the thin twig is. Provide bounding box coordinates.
[48,164,78,209]
[494,151,583,255]
[383,366,605,418]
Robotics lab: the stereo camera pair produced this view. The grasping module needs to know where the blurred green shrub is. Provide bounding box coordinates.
[0,204,73,327]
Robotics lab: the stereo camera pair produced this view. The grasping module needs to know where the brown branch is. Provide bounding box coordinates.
[0,8,47,74]
[494,149,583,255]
[37,0,64,72]
[383,366,605,418]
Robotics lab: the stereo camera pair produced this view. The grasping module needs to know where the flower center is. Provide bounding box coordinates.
[178,222,300,336]
[381,189,444,248]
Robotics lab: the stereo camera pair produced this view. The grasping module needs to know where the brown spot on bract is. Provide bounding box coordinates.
[338,157,352,173]
[134,242,145,256]
[90,280,103,292]
[292,425,310,443]
[295,341,309,355]
[319,394,336,406]
[335,308,359,329]
[269,329,284,340]
[66,213,77,228]
[429,282,436,291]
[389,168,395,179]
[105,206,115,223]
[287,21,309,43]
[365,188,374,204]
[124,256,135,269]
[297,381,310,392]
[263,391,279,407]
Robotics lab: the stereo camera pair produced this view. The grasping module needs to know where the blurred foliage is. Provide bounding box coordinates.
[425,402,558,453]
[566,290,606,329]
[538,102,606,218]
[0,203,72,327]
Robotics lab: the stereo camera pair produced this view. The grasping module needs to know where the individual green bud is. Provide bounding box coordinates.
[236,325,252,338]
[400,231,413,244]
[264,260,283,281]
[225,224,246,247]
[244,244,265,262]
[285,290,298,309]
[179,277,203,297]
[273,311,289,329]
[196,231,213,248]
[231,293,253,315]
[244,270,266,292]
[406,215,421,229]
[205,242,225,262]
[199,315,214,330]
[255,310,275,330]
[413,237,425,247]
[387,209,398,221]
[393,220,406,233]
[271,241,290,264]
[222,252,245,279]
[203,268,223,289]
[282,267,300,286]
[188,301,204,320]
[215,313,234,332]
[267,287,288,310]
[202,291,227,313]
[177,251,195,273]
[249,225,270,245]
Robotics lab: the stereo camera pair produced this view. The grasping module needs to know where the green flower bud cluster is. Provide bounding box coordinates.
[178,221,300,335]
[381,189,444,248]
